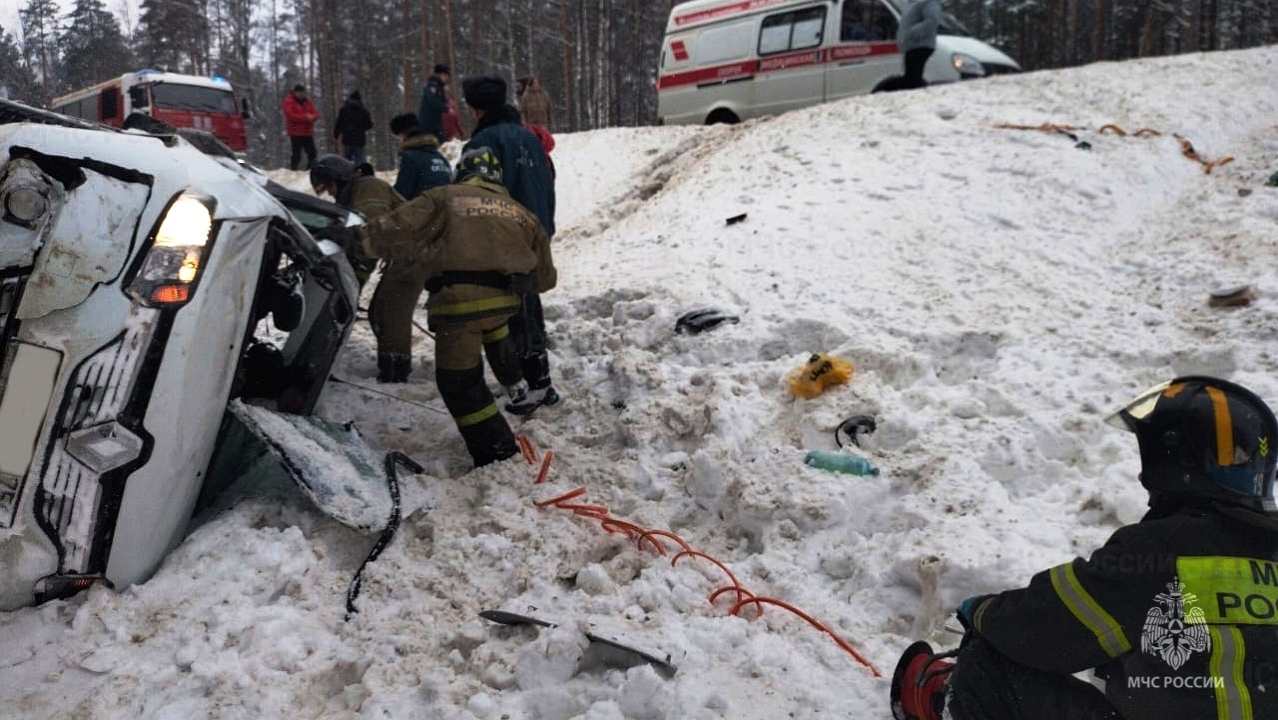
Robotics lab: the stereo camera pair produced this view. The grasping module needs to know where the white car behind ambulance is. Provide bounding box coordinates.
[658,0,1021,125]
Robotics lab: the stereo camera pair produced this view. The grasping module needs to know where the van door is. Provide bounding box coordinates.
[752,4,829,117]
[825,0,902,100]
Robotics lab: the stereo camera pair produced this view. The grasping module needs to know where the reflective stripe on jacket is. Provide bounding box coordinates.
[969,503,1278,720]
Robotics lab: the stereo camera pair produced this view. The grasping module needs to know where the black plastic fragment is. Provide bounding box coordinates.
[481,610,678,678]
[675,308,740,335]
[835,415,878,448]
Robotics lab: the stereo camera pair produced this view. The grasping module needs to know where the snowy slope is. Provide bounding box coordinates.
[3,46,1278,719]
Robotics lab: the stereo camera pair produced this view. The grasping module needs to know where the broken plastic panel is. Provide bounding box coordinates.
[225,401,394,532]
[480,609,678,679]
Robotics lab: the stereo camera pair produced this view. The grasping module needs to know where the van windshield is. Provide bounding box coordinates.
[150,83,237,114]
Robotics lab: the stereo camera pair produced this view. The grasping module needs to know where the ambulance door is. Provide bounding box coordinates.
[752,4,829,117]
[825,0,902,100]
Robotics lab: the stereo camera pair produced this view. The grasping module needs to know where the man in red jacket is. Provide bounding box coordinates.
[282,84,320,170]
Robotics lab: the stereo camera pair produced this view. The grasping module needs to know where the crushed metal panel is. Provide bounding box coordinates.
[229,401,391,532]
[18,170,148,320]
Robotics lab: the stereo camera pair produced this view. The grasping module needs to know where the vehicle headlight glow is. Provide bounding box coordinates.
[154,195,213,248]
[128,192,217,307]
[952,53,986,78]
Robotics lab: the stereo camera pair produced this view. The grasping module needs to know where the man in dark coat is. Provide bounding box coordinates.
[461,75,558,415]
[891,377,1278,720]
[333,90,374,165]
[417,64,451,141]
[281,84,319,170]
[896,0,943,89]
[389,112,452,201]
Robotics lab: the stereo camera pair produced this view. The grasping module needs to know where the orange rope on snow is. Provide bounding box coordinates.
[1174,134,1235,174]
[524,438,881,678]
[997,121,1231,173]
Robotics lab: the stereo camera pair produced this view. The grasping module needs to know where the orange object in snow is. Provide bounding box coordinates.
[787,353,854,399]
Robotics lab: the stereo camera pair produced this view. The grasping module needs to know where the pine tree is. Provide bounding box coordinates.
[59,0,134,90]
[19,0,63,102]
[0,30,40,101]
[137,0,210,73]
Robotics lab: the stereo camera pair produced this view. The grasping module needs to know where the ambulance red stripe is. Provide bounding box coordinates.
[659,42,900,90]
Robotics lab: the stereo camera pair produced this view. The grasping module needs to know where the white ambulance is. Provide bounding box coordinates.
[658,0,1021,125]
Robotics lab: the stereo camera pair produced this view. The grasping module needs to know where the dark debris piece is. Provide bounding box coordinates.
[675,308,740,335]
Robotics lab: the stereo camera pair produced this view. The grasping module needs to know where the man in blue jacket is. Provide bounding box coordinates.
[891,377,1278,720]
[390,112,452,201]
[417,64,451,141]
[461,74,559,415]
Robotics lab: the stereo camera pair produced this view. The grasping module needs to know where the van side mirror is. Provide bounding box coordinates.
[129,86,149,109]
[241,98,252,120]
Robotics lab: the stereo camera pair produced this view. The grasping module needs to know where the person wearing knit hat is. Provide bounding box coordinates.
[461,74,559,415]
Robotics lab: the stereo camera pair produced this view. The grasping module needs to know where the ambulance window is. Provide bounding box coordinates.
[759,13,793,54]
[841,0,898,43]
[759,6,827,56]
[698,23,751,64]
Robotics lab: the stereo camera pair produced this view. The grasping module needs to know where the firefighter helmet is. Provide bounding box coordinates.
[454,146,503,185]
[1108,376,1278,513]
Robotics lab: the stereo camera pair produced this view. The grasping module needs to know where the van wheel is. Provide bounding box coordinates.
[705,109,740,126]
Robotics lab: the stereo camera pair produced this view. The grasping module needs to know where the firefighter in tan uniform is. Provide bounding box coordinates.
[311,155,427,383]
[348,147,556,467]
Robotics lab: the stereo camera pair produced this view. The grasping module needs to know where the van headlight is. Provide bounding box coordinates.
[127,192,216,307]
[952,53,986,78]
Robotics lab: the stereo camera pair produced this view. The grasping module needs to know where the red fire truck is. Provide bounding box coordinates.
[50,70,249,152]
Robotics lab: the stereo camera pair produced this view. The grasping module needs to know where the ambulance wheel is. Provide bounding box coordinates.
[705,108,739,125]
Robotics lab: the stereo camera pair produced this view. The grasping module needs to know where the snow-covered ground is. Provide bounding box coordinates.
[3,47,1278,719]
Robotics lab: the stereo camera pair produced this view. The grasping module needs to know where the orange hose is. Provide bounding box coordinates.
[730,596,882,678]
[528,463,878,676]
[535,487,587,508]
[535,451,555,484]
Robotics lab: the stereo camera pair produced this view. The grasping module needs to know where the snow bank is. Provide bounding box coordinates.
[4,46,1278,719]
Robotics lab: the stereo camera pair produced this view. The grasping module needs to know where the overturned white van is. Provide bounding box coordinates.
[0,101,387,609]
[658,0,1021,125]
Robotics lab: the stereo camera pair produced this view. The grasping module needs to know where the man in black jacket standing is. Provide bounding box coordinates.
[417,64,451,142]
[461,75,559,415]
[891,376,1278,720]
[333,90,374,165]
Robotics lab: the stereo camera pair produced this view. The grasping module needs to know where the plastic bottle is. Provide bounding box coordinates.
[804,450,880,477]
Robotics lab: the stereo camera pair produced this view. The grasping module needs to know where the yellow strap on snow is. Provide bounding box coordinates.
[1049,562,1132,658]
[1209,626,1253,720]
[1177,556,1278,625]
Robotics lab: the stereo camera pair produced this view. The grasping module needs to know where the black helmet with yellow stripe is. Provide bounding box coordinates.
[1108,377,1278,514]
[455,146,503,186]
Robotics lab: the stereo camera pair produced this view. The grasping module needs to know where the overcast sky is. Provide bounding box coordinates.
[1,0,141,39]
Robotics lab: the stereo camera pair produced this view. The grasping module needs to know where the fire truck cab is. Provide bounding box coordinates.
[51,70,249,153]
